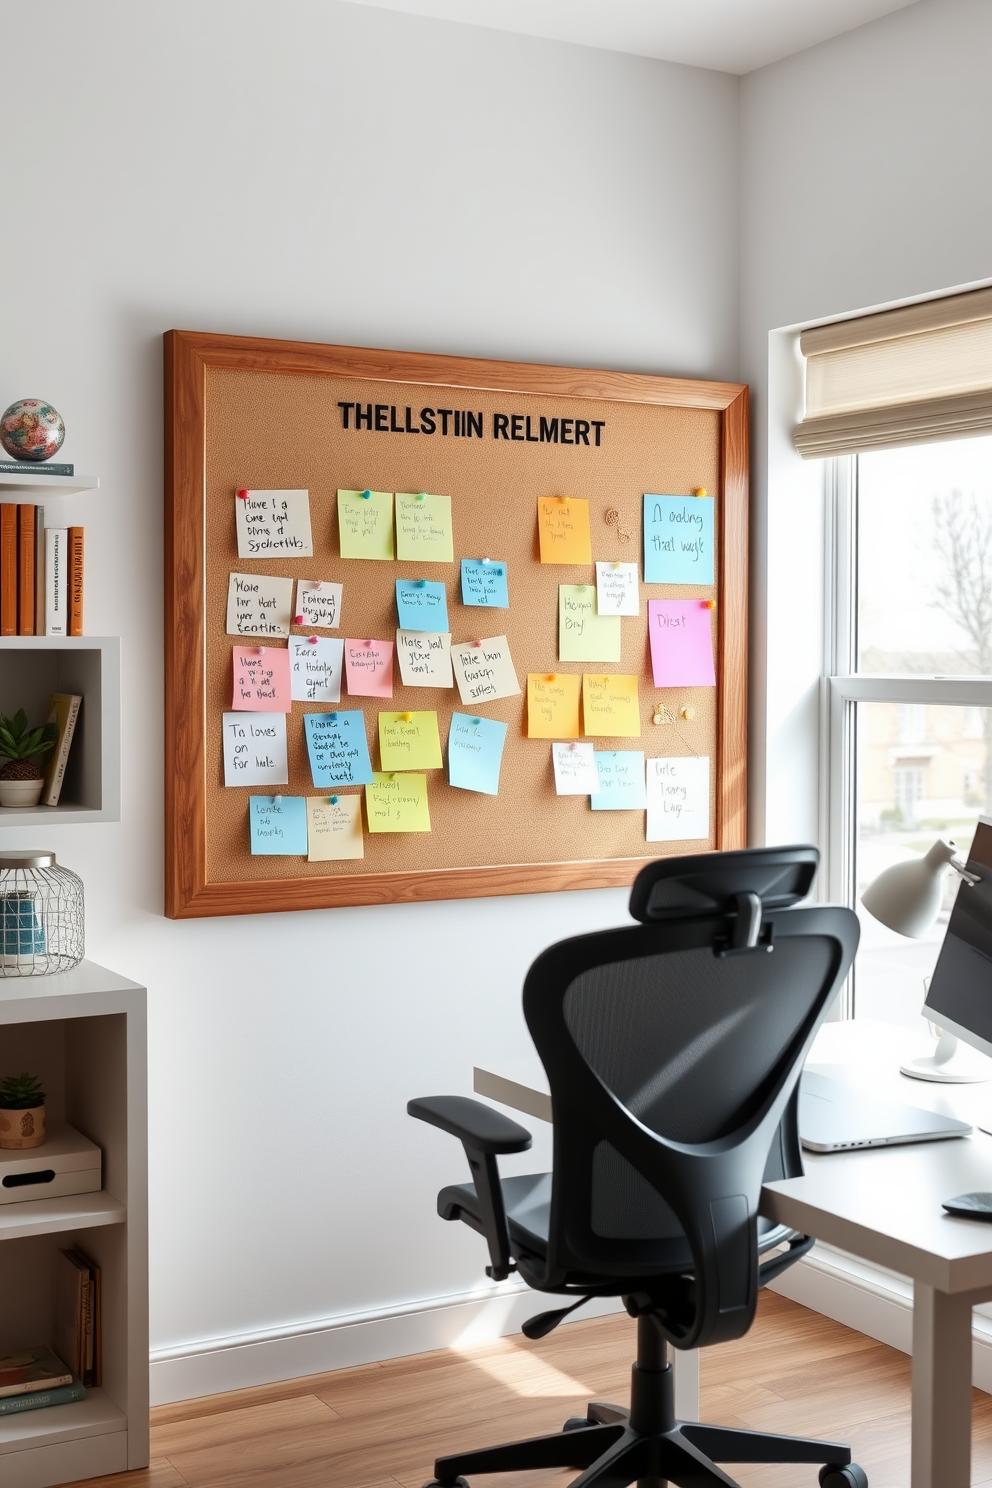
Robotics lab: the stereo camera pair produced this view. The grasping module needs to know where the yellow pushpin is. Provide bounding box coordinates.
[400,712,412,723]
[681,706,696,722]
[694,487,708,498]
[703,599,716,610]
[546,673,556,682]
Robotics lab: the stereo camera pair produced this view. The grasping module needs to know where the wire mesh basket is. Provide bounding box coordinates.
[0,851,84,976]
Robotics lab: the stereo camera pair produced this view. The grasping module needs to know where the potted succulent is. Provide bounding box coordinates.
[0,711,56,807]
[0,1072,46,1149]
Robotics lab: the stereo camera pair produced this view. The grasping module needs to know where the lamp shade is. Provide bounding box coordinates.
[861,838,958,938]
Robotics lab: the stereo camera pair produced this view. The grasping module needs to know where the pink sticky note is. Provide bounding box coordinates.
[647,601,716,687]
[345,638,394,698]
[232,646,292,712]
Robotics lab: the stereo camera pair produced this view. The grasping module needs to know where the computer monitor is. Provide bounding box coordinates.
[923,816,992,1062]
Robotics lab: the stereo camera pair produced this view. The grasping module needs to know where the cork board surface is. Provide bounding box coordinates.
[203,367,721,884]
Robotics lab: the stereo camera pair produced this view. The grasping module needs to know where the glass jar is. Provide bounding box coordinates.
[0,851,84,976]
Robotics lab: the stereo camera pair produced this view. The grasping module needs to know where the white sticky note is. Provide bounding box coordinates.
[451,636,521,705]
[289,636,344,703]
[646,756,710,841]
[295,580,342,629]
[595,562,640,616]
[222,712,288,786]
[236,489,313,558]
[396,631,454,688]
[553,742,600,795]
[226,572,294,638]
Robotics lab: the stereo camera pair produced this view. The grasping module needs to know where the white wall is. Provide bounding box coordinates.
[0,0,741,1401]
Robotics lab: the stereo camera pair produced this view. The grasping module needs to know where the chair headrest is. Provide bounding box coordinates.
[629,846,819,924]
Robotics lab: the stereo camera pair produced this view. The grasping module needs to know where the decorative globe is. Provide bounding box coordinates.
[0,400,65,463]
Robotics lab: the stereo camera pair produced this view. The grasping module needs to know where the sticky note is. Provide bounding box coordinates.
[395,579,449,631]
[538,497,592,564]
[304,710,373,788]
[378,711,443,771]
[582,675,641,737]
[338,489,394,560]
[232,646,292,712]
[249,795,308,855]
[236,489,313,559]
[448,714,508,795]
[646,756,710,841]
[643,494,715,584]
[559,586,621,663]
[345,638,394,698]
[592,752,646,810]
[366,772,431,832]
[289,636,344,703]
[461,559,509,609]
[553,742,600,795]
[222,712,288,787]
[396,630,454,688]
[451,636,520,705]
[396,492,454,563]
[595,562,639,616]
[527,673,581,738]
[647,601,716,687]
[226,573,294,638]
[295,580,342,629]
[306,794,364,861]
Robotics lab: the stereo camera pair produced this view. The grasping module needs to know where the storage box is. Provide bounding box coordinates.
[0,1121,101,1204]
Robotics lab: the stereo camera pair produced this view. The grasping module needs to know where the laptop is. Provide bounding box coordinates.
[798,1068,973,1153]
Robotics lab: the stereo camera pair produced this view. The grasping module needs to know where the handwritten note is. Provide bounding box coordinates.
[558,586,621,663]
[553,742,600,795]
[595,562,639,616]
[249,795,308,855]
[396,630,454,688]
[306,794,364,861]
[647,601,716,687]
[366,772,431,832]
[289,636,344,703]
[538,498,592,564]
[337,489,395,560]
[461,559,509,609]
[451,636,520,705]
[304,710,373,788]
[395,580,449,631]
[591,751,646,810]
[643,495,714,584]
[378,711,443,771]
[295,580,342,630]
[344,638,394,698]
[396,492,454,563]
[232,647,292,712]
[582,675,641,736]
[447,713,508,795]
[222,712,288,787]
[527,673,581,738]
[646,756,710,841]
[236,489,313,558]
[226,573,294,638]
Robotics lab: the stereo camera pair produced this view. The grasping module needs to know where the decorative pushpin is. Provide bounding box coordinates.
[236,488,249,500]
[416,492,427,501]
[361,489,372,499]
[694,487,708,498]
[681,706,696,722]
[293,614,304,625]
[702,599,716,610]
[416,578,428,587]
[330,796,339,805]
[652,705,668,726]
[308,635,318,644]
[473,640,483,649]
[546,673,556,682]
[401,712,412,722]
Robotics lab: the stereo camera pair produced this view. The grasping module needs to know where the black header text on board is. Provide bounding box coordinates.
[336,402,606,446]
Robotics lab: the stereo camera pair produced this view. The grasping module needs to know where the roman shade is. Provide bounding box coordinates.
[795,287,992,458]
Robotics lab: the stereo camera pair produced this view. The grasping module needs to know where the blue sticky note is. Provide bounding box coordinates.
[591,751,647,810]
[249,795,308,854]
[396,579,449,631]
[304,709,373,788]
[447,713,508,796]
[643,495,714,585]
[461,559,509,609]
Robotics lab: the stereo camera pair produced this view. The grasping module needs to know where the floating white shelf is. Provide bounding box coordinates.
[0,1190,126,1242]
[0,472,99,500]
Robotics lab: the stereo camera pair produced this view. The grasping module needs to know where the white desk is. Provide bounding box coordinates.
[474,1020,992,1488]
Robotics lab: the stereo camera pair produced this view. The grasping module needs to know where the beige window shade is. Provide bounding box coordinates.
[795,287,992,458]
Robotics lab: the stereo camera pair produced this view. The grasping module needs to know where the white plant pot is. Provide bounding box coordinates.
[0,779,44,808]
[0,1103,46,1149]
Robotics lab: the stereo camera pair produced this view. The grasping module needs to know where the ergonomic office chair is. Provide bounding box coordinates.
[408,846,866,1488]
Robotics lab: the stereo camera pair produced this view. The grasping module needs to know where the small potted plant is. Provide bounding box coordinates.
[0,1072,46,1149]
[0,711,56,807]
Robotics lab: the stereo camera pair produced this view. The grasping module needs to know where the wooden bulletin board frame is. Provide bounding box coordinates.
[164,330,748,920]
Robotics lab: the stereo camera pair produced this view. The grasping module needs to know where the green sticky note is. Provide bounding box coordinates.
[558,586,621,663]
[396,492,454,563]
[337,489,395,560]
[378,711,443,771]
[366,772,431,832]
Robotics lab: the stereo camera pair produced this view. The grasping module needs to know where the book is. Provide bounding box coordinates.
[53,1246,101,1386]
[41,693,82,807]
[0,505,16,635]
[0,1379,85,1415]
[68,525,84,636]
[45,527,67,635]
[0,1345,72,1398]
[0,461,74,477]
[18,503,35,635]
[34,507,45,634]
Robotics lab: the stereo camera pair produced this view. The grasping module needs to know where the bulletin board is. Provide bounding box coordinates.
[164,330,748,919]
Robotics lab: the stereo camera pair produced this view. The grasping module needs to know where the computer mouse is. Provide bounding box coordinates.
[943,1192,992,1220]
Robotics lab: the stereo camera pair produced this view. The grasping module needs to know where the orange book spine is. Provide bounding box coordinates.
[0,507,17,636]
[18,505,35,636]
[68,526,84,637]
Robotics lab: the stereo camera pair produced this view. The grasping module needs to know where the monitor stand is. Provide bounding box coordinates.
[900,1028,992,1084]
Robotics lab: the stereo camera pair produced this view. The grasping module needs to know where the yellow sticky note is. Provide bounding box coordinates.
[306,794,364,861]
[583,675,641,737]
[559,586,622,663]
[538,498,592,564]
[337,489,395,560]
[378,711,443,771]
[527,673,581,738]
[396,492,454,563]
[366,772,431,832]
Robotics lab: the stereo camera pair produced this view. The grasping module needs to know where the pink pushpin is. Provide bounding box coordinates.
[255,646,265,655]
[308,635,318,644]
[473,640,483,649]
[293,613,304,625]
[365,638,374,647]
[236,489,249,500]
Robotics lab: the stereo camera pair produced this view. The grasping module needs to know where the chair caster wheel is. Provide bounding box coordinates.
[422,1480,469,1487]
[819,1466,867,1488]
[563,1416,589,1432]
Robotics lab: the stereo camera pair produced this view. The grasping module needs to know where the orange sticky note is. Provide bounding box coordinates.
[527,673,581,738]
[582,675,641,737]
[538,498,592,564]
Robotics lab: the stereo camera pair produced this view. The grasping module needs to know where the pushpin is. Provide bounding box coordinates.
[329,712,338,722]
[236,488,249,500]
[416,492,427,501]
[569,741,577,751]
[702,599,716,610]
[273,795,282,805]
[613,561,622,569]
[546,673,556,682]
[308,635,318,644]
[361,489,372,500]
[694,487,708,498]
[293,614,304,625]
[365,638,374,646]
[579,584,588,592]
[471,718,481,727]
[482,557,490,564]
[681,706,695,721]
[401,712,412,722]
[473,640,483,649]
[416,579,427,587]
[330,796,339,805]
[557,494,568,504]
[255,646,265,655]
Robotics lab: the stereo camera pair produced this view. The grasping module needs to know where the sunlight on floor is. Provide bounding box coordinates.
[453,1334,593,1399]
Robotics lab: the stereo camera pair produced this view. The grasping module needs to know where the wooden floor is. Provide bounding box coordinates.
[69,1293,992,1488]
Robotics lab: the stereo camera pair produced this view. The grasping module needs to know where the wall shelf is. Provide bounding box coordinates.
[0,1191,126,1242]
[0,473,99,501]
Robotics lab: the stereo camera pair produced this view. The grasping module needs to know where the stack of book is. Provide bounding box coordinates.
[53,1247,102,1390]
[0,505,83,636]
[0,1345,84,1417]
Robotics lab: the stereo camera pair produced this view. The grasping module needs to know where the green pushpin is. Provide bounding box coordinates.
[471,718,481,726]
[416,492,427,501]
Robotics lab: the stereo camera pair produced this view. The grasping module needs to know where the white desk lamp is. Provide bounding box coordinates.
[861,838,989,1082]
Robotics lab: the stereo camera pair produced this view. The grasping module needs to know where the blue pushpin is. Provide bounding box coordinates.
[361,489,371,500]
[273,795,282,805]
[471,718,481,727]
[330,796,339,805]
[416,579,428,587]
[329,712,338,722]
